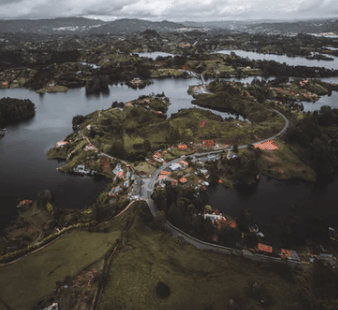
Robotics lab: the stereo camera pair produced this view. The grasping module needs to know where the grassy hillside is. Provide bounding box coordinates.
[98,205,301,310]
[0,229,120,310]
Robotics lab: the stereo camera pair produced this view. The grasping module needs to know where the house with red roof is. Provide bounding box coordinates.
[160,170,171,176]
[202,140,215,147]
[257,243,273,254]
[179,177,188,183]
[178,144,188,150]
[117,171,125,179]
[56,141,68,148]
[280,248,300,261]
[179,160,189,167]
[158,175,169,181]
[17,199,33,208]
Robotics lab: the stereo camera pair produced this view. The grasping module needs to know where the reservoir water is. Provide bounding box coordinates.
[216,49,338,70]
[1,50,338,243]
[207,174,338,244]
[0,78,234,224]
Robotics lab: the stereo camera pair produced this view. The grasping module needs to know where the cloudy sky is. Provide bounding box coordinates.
[0,0,338,21]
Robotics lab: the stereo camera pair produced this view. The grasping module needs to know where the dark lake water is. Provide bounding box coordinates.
[1,50,338,240]
[207,174,338,244]
[216,49,338,70]
[0,79,235,224]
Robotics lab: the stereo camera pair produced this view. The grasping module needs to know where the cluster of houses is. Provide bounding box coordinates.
[157,160,190,187]
[248,242,337,266]
[108,163,133,197]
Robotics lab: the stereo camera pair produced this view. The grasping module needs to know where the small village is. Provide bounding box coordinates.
[2,21,338,310]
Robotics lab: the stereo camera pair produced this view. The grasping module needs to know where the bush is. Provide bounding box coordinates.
[155,281,171,299]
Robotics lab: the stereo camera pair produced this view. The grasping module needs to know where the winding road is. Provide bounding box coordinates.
[137,109,305,268]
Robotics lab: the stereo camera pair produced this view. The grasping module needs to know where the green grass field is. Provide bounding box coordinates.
[257,141,316,182]
[98,207,301,310]
[0,229,120,310]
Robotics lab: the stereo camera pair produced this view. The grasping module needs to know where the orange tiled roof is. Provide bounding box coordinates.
[179,160,189,166]
[202,140,215,146]
[160,170,171,175]
[117,171,125,178]
[179,177,187,183]
[258,243,272,253]
[254,140,279,151]
[56,141,68,147]
[200,120,206,127]
[281,248,291,257]
[178,144,188,150]
[19,199,32,205]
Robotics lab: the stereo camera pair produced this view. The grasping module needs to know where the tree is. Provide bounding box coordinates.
[236,208,252,233]
[45,202,55,217]
[232,145,239,153]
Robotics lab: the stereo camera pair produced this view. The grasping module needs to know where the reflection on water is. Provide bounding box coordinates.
[216,49,338,70]
[0,78,242,223]
[2,50,338,230]
[207,173,338,244]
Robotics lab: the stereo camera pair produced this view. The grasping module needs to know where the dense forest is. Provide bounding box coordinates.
[0,97,35,127]
[284,107,338,175]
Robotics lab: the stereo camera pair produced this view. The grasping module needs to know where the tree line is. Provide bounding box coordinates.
[0,97,35,127]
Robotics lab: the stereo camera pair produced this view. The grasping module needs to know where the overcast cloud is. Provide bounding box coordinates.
[0,0,337,21]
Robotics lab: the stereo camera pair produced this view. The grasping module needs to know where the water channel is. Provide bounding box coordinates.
[0,51,338,244]
[0,78,237,224]
[215,49,338,70]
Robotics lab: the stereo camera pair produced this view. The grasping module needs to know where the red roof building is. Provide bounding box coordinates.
[179,160,189,167]
[254,140,279,151]
[178,144,188,150]
[117,171,125,179]
[17,200,33,208]
[179,177,188,183]
[56,141,68,148]
[258,243,273,253]
[202,140,215,147]
[160,170,171,176]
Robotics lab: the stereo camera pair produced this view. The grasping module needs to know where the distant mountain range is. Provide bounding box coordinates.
[184,19,338,34]
[0,17,337,35]
[0,18,185,35]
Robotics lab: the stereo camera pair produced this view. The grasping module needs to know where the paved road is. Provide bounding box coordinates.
[131,109,307,267]
[145,108,290,200]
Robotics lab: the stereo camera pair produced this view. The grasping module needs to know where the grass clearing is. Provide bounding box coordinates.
[132,161,157,175]
[98,208,301,310]
[257,141,316,182]
[0,229,120,310]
